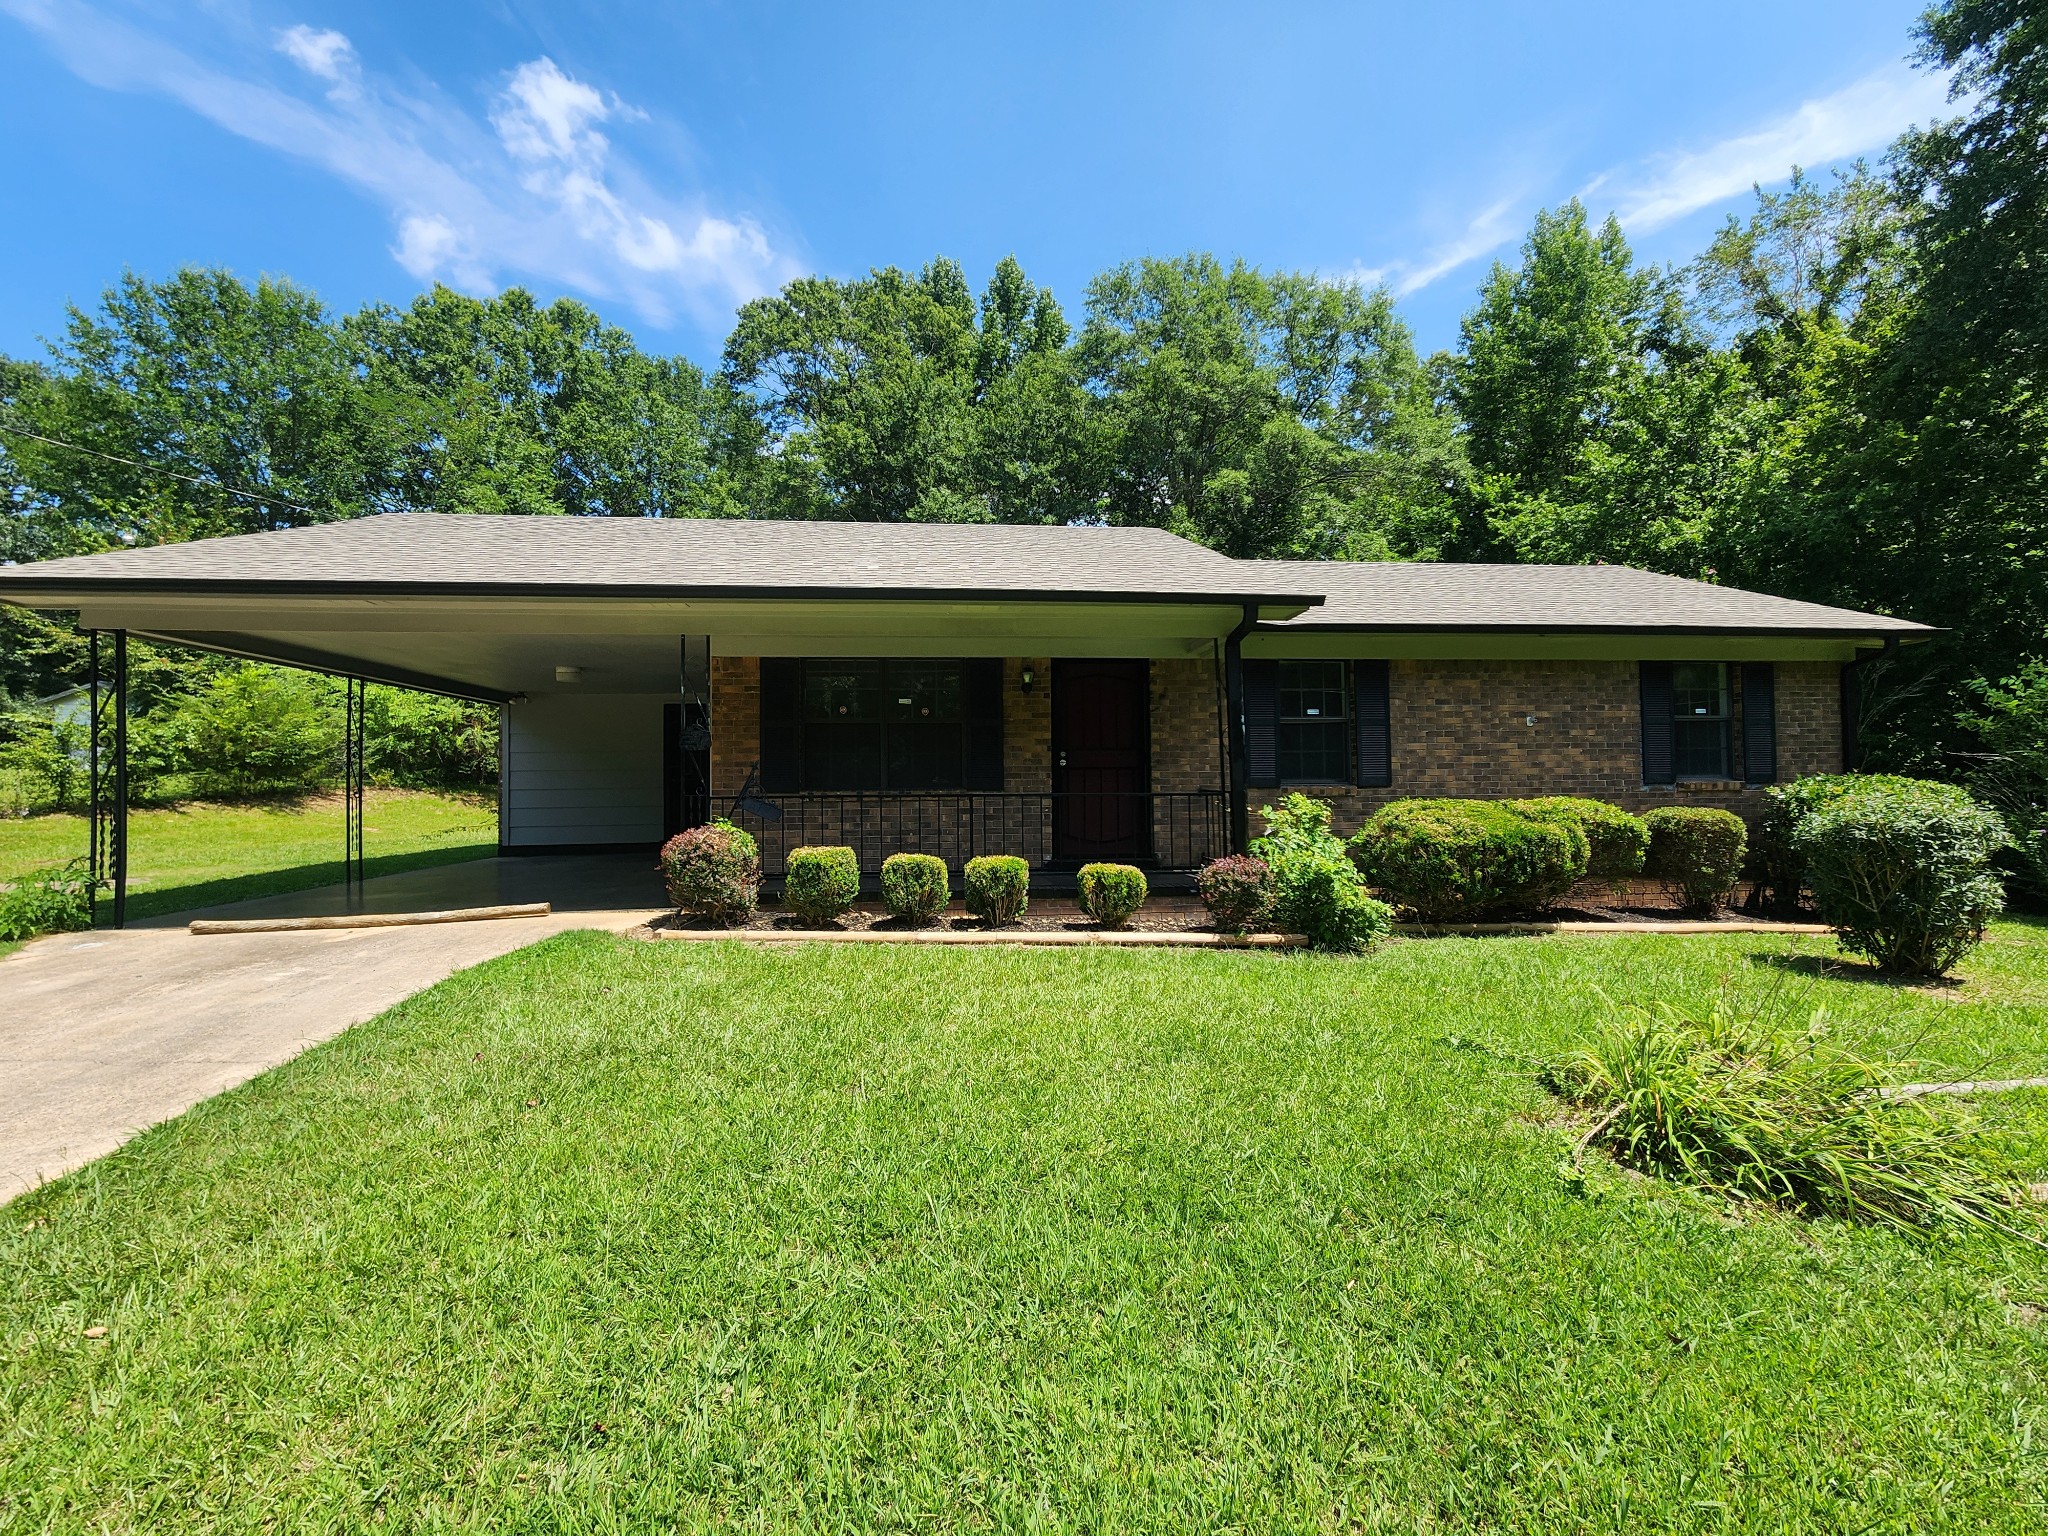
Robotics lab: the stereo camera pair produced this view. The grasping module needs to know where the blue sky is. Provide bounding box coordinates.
[0,1,1947,368]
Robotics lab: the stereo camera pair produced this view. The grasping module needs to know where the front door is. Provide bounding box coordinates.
[1052,659,1150,861]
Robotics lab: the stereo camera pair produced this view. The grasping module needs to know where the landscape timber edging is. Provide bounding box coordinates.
[651,918,1830,947]
[189,902,552,935]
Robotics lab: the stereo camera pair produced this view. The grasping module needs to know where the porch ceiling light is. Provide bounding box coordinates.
[556,665,583,684]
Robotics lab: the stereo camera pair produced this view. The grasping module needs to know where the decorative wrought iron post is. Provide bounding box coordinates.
[87,629,129,928]
[343,676,366,898]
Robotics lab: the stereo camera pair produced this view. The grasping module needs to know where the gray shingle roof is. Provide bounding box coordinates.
[1248,560,1932,637]
[0,513,1317,606]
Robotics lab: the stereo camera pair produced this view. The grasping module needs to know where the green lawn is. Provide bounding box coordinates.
[0,790,497,920]
[5,925,2047,1531]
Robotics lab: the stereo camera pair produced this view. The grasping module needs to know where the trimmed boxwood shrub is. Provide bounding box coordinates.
[1078,863,1148,928]
[880,852,950,925]
[1756,774,1940,915]
[659,819,760,925]
[964,855,1030,925]
[1250,793,1393,952]
[1197,854,1272,934]
[1642,806,1748,915]
[1795,780,2009,976]
[783,845,861,924]
[1351,798,1588,921]
[1510,797,1649,882]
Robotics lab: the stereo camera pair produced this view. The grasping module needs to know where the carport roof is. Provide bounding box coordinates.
[0,513,1324,610]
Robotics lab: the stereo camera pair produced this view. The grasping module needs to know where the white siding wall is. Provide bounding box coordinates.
[502,693,665,848]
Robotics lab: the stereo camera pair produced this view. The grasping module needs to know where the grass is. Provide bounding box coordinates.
[0,789,497,920]
[3,923,2047,1530]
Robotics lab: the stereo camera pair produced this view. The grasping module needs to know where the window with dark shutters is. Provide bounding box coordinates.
[1639,661,1675,786]
[964,658,1004,790]
[1354,658,1391,787]
[759,657,801,792]
[1741,662,1777,785]
[1244,659,1279,787]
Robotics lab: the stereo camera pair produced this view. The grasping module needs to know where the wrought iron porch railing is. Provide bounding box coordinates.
[724,791,1229,877]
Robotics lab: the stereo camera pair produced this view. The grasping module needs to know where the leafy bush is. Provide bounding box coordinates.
[1250,793,1393,952]
[1197,854,1272,933]
[0,710,88,814]
[881,852,950,925]
[1510,797,1648,882]
[783,845,860,924]
[0,861,92,941]
[1754,774,1927,915]
[1351,798,1587,921]
[365,688,498,792]
[1642,806,1747,915]
[1077,863,1148,927]
[1795,780,2009,976]
[177,664,339,799]
[1548,1000,2033,1241]
[659,819,760,925]
[964,855,1030,925]
[1959,664,2048,908]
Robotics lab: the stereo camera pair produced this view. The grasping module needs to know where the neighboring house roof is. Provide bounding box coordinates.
[1247,560,1935,639]
[0,513,1322,609]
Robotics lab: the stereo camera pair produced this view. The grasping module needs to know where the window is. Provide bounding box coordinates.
[797,659,965,790]
[1670,661,1732,779]
[1277,660,1350,782]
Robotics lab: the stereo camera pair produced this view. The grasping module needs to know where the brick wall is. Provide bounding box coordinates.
[1150,657,1226,793]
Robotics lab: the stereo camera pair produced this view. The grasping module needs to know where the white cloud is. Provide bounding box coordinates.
[0,0,797,327]
[1602,62,1953,232]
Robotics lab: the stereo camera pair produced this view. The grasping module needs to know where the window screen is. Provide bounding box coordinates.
[1670,661,1732,780]
[1277,660,1350,782]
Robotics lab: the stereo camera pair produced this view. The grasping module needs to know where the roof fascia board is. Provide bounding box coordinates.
[1246,632,1875,662]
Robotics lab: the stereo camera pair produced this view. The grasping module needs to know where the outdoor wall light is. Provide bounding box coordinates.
[1020,666,1036,694]
[556,665,583,684]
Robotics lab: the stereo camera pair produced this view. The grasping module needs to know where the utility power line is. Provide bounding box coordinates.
[0,417,324,519]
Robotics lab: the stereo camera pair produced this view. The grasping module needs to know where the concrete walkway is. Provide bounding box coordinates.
[0,855,666,1204]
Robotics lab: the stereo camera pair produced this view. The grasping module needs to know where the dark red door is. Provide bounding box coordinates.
[1052,659,1150,860]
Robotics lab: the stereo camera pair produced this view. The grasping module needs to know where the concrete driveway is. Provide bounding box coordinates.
[0,855,666,1203]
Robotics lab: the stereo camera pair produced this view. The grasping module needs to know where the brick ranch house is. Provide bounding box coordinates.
[0,514,1931,888]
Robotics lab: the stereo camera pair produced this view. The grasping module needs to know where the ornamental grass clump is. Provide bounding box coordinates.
[659,819,759,926]
[783,845,861,925]
[1197,854,1272,933]
[963,855,1029,925]
[1250,793,1392,952]
[880,852,950,926]
[1642,806,1747,915]
[1351,798,1587,921]
[1077,863,1147,928]
[1547,1001,2036,1242]
[1510,797,1649,883]
[1795,779,2009,976]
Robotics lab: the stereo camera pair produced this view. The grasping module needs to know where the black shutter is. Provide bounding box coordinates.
[1639,661,1675,786]
[1353,659,1391,788]
[1741,662,1777,785]
[964,658,1004,790]
[759,657,801,792]
[1245,659,1280,787]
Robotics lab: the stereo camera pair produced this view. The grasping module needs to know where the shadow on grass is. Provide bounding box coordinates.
[122,844,497,922]
[1747,949,1960,992]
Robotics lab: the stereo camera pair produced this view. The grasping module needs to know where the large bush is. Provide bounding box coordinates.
[881,852,950,925]
[1642,807,1748,915]
[1197,854,1272,934]
[964,855,1030,925]
[1077,862,1147,927]
[365,688,499,792]
[177,664,338,799]
[1510,797,1648,882]
[659,819,759,925]
[1250,793,1393,952]
[1351,798,1587,921]
[1795,780,2009,976]
[784,845,861,924]
[0,710,87,815]
[1754,774,1930,915]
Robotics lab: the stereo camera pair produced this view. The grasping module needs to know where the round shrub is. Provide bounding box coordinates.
[1077,863,1148,928]
[783,845,860,925]
[659,819,760,926]
[1794,780,2009,976]
[880,852,950,925]
[1350,798,1588,921]
[1756,774,1946,915]
[1510,797,1649,882]
[1249,793,1394,952]
[1197,854,1273,933]
[1642,806,1748,915]
[964,854,1030,925]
